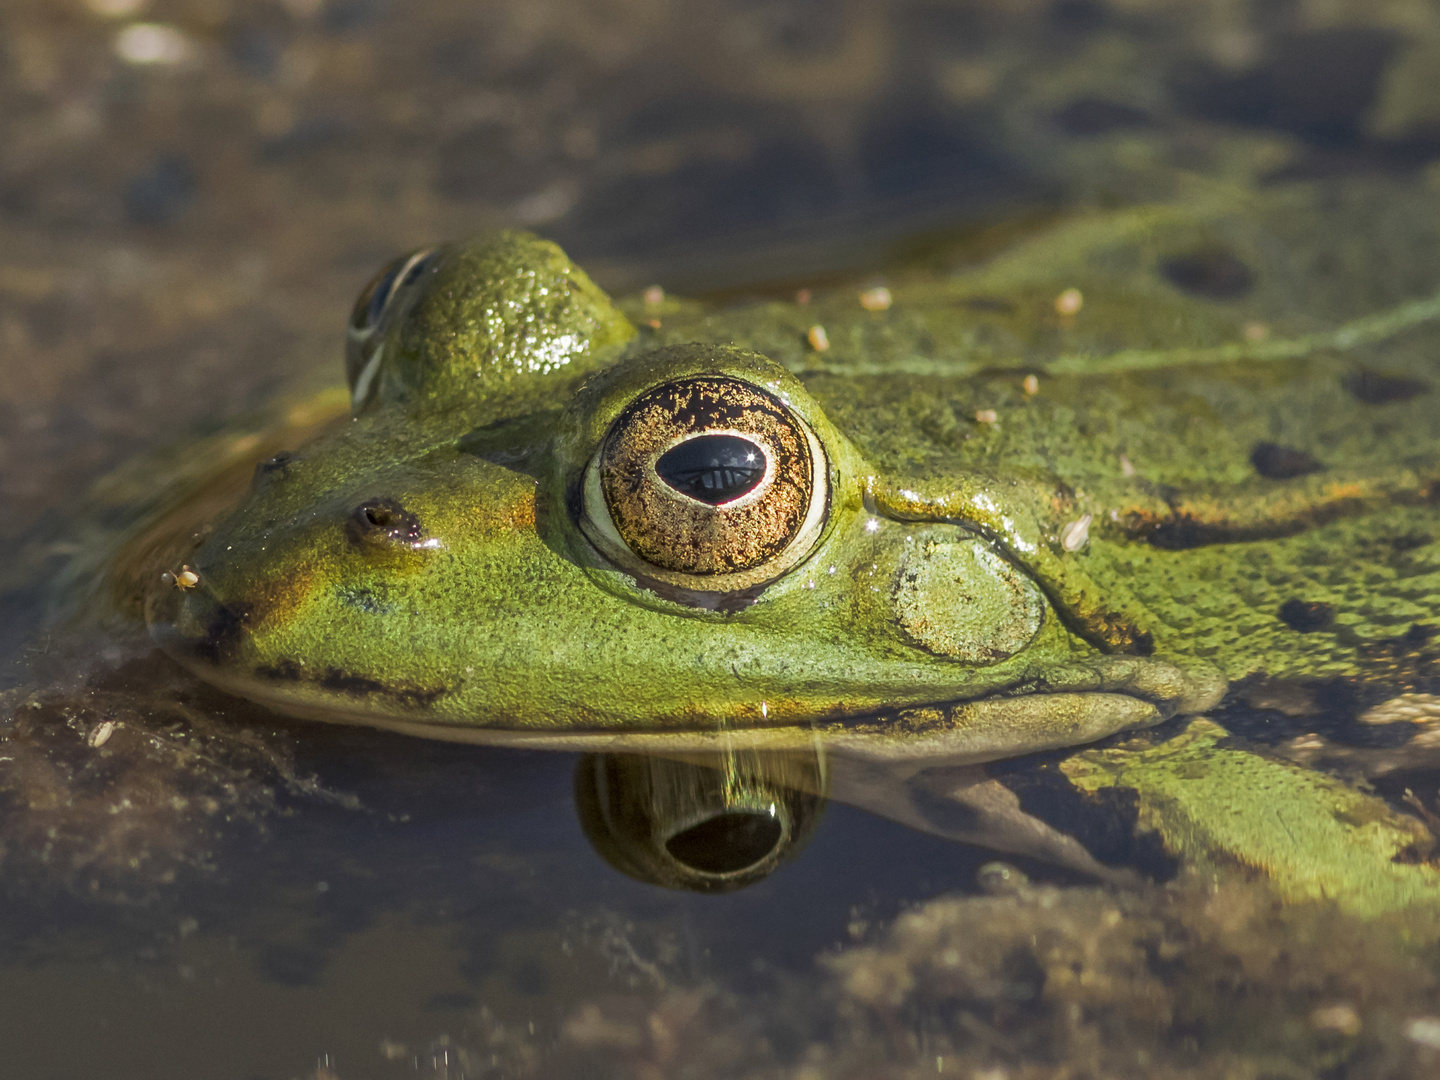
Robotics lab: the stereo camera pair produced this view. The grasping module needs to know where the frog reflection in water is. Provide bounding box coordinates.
[137,212,1440,899]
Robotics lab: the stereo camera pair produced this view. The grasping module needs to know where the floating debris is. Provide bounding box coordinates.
[858,286,892,312]
[806,324,830,352]
[974,409,998,424]
[1310,1003,1362,1036]
[86,0,147,16]
[114,23,190,65]
[162,565,200,590]
[1022,374,1039,395]
[1360,693,1440,725]
[1243,321,1269,342]
[795,288,812,305]
[1119,454,1137,477]
[1405,1017,1440,1049]
[1054,287,1084,316]
[642,285,664,307]
[1060,513,1093,552]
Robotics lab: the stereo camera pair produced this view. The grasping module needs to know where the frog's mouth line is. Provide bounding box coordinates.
[177,650,1225,765]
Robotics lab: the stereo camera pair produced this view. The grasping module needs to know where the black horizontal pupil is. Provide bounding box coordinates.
[655,434,765,504]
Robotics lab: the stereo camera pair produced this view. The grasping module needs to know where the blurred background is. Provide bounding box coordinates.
[5,0,1440,582]
[5,2,1440,1077]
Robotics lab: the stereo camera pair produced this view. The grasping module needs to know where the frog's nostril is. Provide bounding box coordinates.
[347,497,427,548]
[252,450,299,488]
[664,810,784,876]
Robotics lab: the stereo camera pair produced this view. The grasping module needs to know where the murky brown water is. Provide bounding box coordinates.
[4,1,1440,1077]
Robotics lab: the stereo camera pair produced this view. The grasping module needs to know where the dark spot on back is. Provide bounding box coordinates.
[1342,370,1431,404]
[1250,441,1323,480]
[1279,598,1334,632]
[1052,98,1151,136]
[1158,249,1254,299]
[1145,514,1211,550]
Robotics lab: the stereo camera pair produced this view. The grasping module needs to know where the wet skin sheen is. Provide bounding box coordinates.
[140,199,1440,775]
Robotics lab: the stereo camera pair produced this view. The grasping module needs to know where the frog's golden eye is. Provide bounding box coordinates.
[582,376,828,593]
[345,246,443,411]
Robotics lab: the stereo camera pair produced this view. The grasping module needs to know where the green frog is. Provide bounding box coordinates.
[120,181,1440,900]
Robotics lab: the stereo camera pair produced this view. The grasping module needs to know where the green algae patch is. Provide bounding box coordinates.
[1062,719,1440,918]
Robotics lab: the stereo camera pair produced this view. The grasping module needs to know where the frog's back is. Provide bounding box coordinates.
[656,179,1440,685]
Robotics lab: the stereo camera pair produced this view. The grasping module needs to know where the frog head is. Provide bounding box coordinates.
[146,233,1222,767]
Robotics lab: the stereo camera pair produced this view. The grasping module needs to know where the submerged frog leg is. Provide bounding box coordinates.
[867,473,1160,654]
[828,758,1138,886]
[1062,719,1440,918]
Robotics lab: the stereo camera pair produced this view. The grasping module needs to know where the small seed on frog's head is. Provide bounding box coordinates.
[858,286,892,311]
[1060,513,1093,552]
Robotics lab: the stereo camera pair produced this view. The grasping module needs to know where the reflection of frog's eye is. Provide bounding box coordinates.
[582,376,828,594]
[345,247,442,411]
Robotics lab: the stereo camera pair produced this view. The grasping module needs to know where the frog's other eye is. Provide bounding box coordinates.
[345,246,443,411]
[581,376,828,594]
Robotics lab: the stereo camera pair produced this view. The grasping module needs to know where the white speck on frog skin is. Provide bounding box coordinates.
[1060,513,1093,552]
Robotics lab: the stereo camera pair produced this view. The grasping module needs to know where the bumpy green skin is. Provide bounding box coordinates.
[144,194,1439,766]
